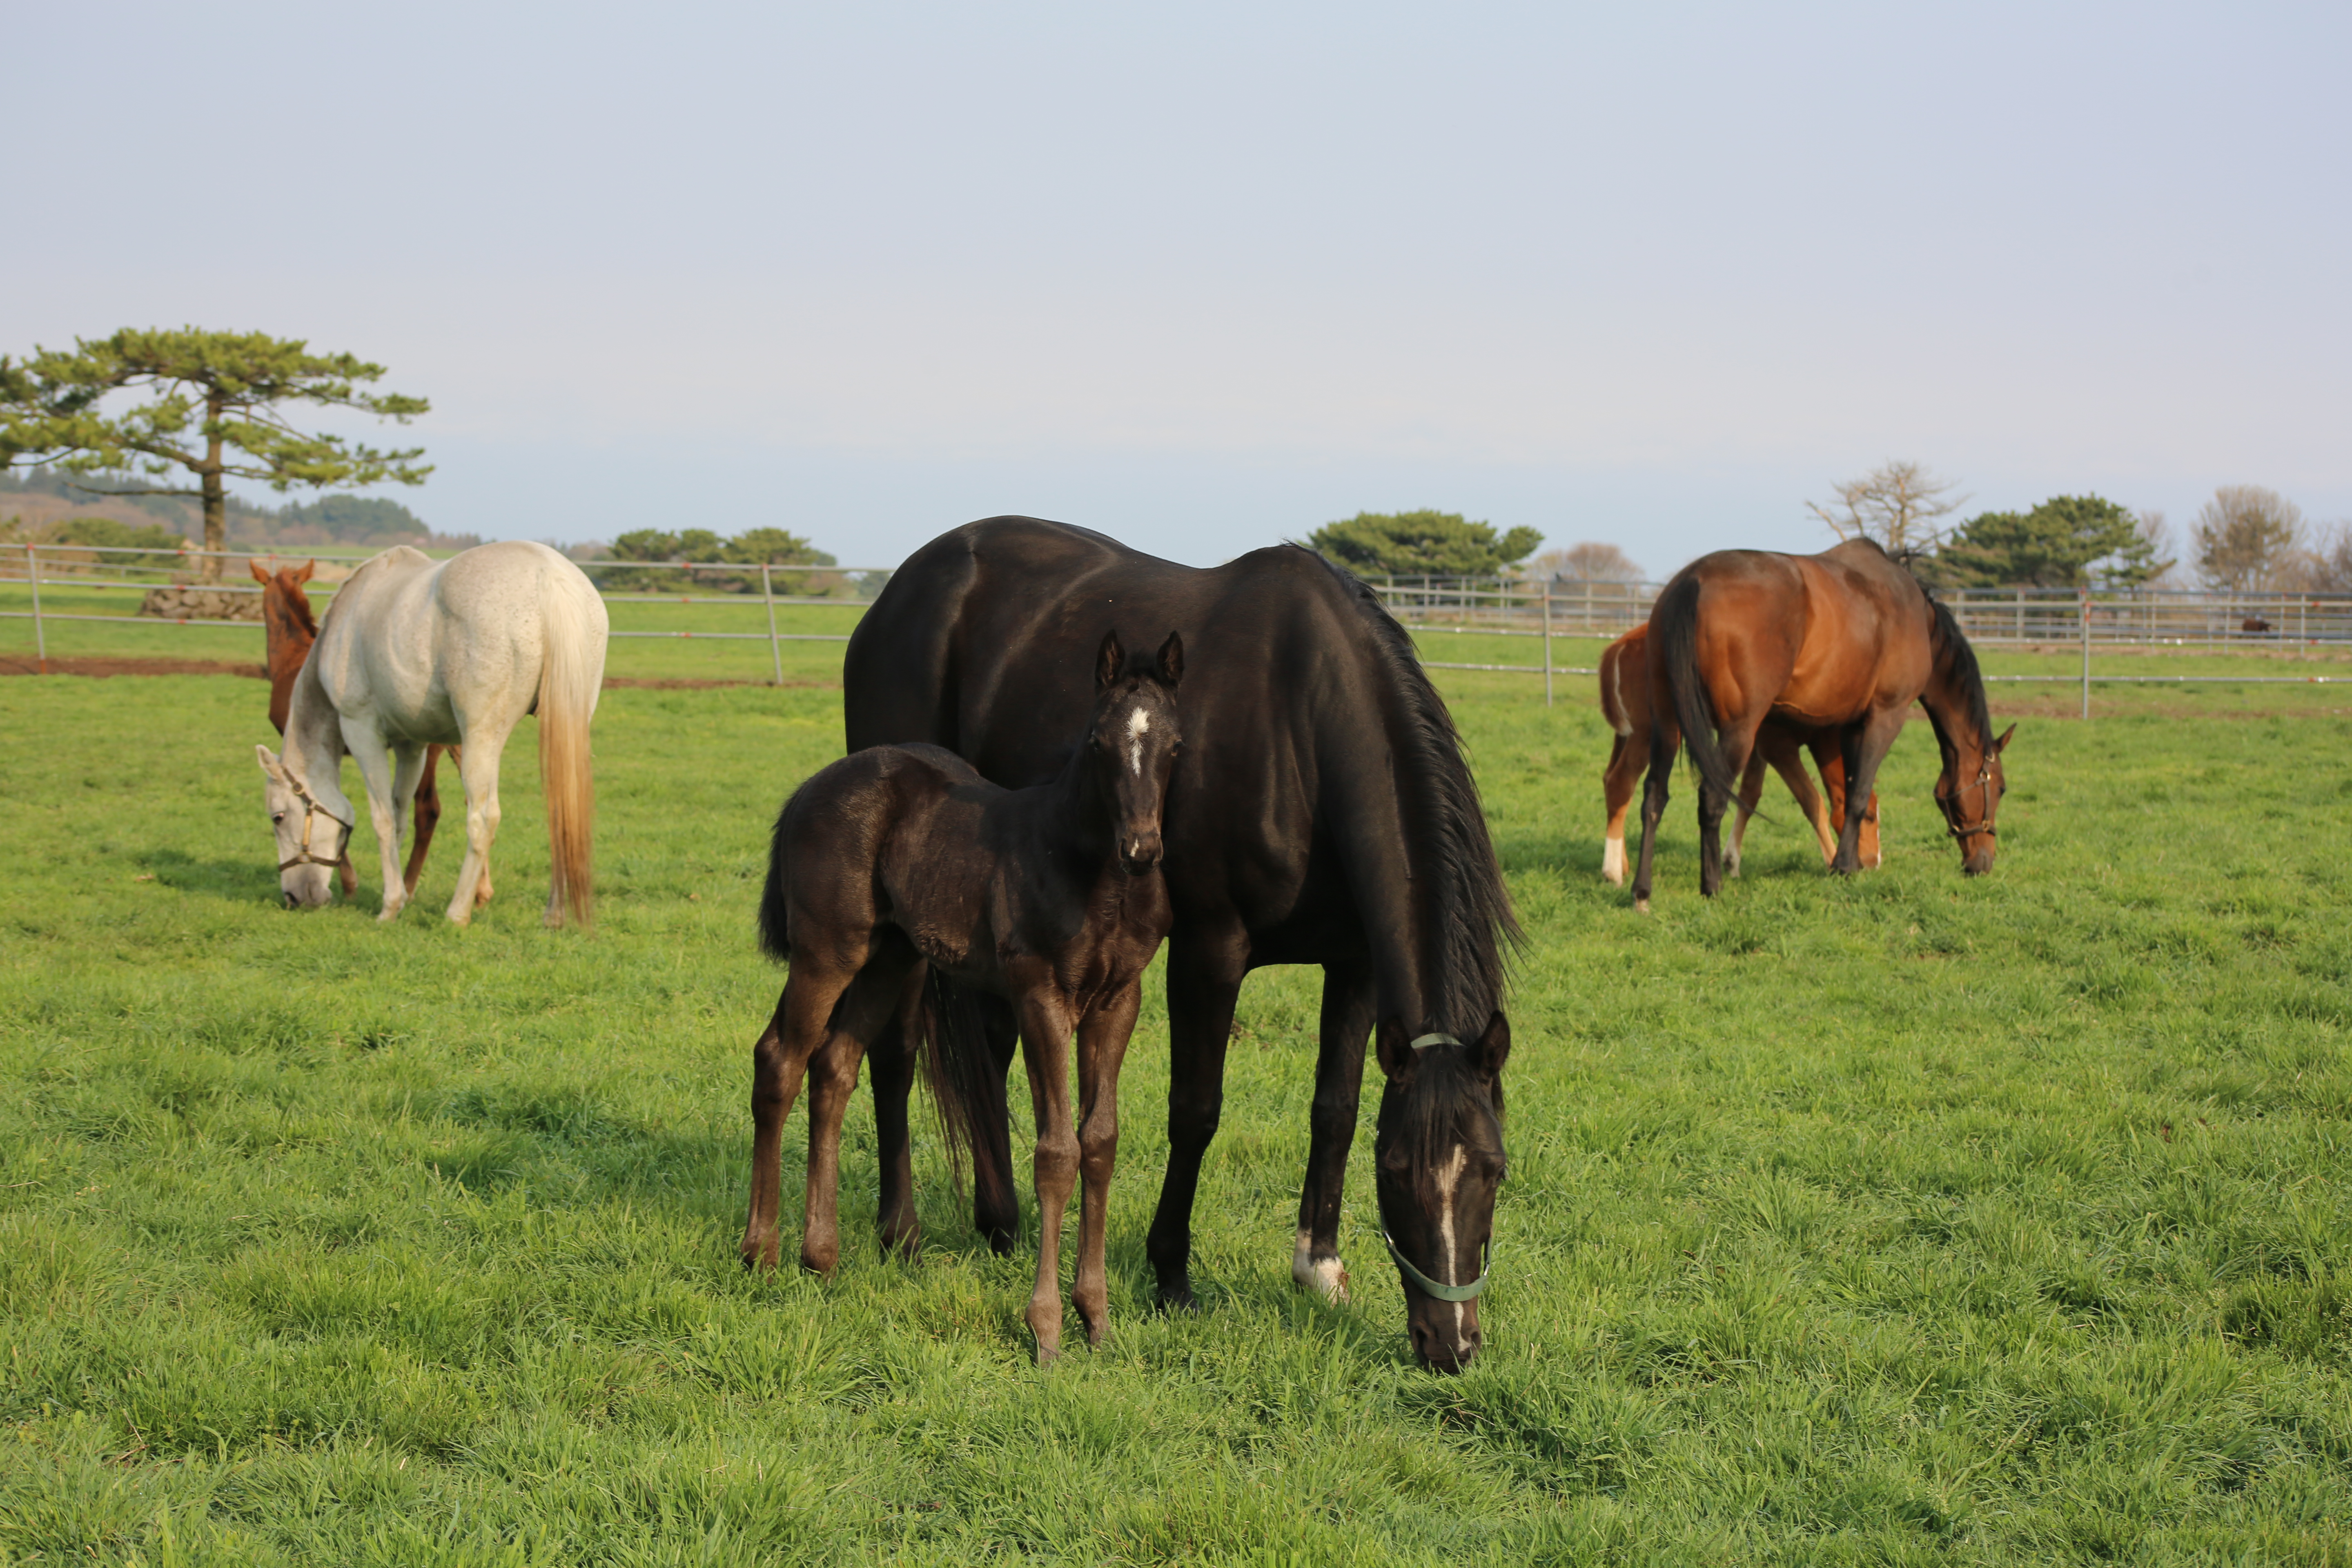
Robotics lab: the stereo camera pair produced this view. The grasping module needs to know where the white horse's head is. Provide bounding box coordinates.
[256,745,352,909]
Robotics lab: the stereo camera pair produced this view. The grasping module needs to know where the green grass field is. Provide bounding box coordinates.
[3,645,2350,1564]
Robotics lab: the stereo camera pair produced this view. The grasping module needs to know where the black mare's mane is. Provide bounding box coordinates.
[1304,549,1520,1038]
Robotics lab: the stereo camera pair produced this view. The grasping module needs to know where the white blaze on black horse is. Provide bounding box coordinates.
[742,630,1183,1365]
[842,517,1518,1372]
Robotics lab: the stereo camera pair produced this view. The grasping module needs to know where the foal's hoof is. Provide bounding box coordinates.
[1633,897,1652,915]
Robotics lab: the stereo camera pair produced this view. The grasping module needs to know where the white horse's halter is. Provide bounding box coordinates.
[277,773,354,873]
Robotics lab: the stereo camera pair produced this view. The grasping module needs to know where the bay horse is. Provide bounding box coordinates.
[1597,624,1879,885]
[742,631,1182,1363]
[842,517,1517,1373]
[1630,539,2012,911]
[251,559,465,904]
[254,542,606,925]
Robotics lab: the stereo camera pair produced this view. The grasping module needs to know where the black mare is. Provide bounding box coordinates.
[840,517,1518,1372]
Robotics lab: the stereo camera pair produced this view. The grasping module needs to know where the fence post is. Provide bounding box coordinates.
[2080,590,2091,719]
[1541,581,1553,706]
[26,545,46,674]
[2299,594,2307,658]
[761,563,784,686]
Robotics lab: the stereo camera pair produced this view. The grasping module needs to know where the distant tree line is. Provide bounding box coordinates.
[597,526,843,595]
[1811,462,2352,594]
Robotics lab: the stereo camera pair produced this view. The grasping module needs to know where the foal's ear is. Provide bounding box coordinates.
[256,744,290,787]
[1156,631,1184,686]
[1096,629,1125,690]
[1375,1016,1416,1084]
[295,559,316,584]
[1472,1011,1511,1080]
[249,559,271,586]
[1994,723,2016,754]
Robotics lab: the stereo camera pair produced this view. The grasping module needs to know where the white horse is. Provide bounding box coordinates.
[255,541,608,926]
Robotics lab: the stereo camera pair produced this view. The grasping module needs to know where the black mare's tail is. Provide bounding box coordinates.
[1653,574,1737,804]
[918,970,1016,1237]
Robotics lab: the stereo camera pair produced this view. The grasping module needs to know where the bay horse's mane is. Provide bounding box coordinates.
[1923,591,1993,753]
[1301,548,1521,1037]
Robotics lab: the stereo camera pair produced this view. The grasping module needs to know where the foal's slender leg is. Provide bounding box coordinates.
[405,744,444,899]
[1293,959,1374,1302]
[1600,733,1642,885]
[1017,993,1079,1363]
[1071,981,1140,1348]
[969,994,1022,1256]
[1726,744,1771,879]
[1760,730,1835,864]
[1145,930,1248,1311]
[739,961,859,1271]
[869,962,929,1260]
[800,951,918,1274]
[1630,713,1678,913]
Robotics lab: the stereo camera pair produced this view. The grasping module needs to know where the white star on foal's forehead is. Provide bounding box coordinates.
[1125,706,1150,773]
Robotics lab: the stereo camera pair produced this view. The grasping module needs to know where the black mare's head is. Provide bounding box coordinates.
[1926,599,2014,876]
[1085,629,1184,875]
[1374,1012,1509,1374]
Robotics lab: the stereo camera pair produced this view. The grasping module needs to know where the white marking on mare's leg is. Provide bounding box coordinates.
[1601,834,1626,884]
[1125,707,1149,774]
[1292,1225,1350,1301]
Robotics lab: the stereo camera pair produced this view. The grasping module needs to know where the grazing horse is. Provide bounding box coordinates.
[742,631,1183,1363]
[254,542,606,926]
[250,559,467,904]
[843,517,1517,1374]
[1597,624,1879,884]
[1630,539,2012,911]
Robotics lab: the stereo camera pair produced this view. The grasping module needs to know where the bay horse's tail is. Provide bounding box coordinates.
[1653,573,1737,804]
[537,572,603,928]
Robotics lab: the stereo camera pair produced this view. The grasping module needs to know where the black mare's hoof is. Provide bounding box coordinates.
[1152,1283,1201,1315]
[980,1226,1018,1258]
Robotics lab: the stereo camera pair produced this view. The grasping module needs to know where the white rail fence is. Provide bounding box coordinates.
[5,546,2348,714]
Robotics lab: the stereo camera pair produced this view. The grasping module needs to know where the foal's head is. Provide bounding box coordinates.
[1085,629,1184,875]
[1374,1013,1509,1374]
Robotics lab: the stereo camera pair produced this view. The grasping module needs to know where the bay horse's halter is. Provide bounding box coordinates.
[277,772,354,873]
[1941,753,1998,842]
[1376,1031,1497,1305]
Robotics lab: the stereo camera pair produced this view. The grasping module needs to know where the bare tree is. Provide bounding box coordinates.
[2303,521,2352,593]
[1806,461,1967,558]
[2192,484,2305,590]
[1526,541,1646,582]
[2127,508,2183,587]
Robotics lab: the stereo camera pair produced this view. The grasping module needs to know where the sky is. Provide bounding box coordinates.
[11,2,2349,573]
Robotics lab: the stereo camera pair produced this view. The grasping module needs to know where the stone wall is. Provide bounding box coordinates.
[138,586,265,622]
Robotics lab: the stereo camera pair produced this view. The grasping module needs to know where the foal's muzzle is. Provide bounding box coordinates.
[1120,832,1163,875]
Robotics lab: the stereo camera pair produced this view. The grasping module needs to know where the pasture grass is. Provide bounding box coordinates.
[2,664,2350,1564]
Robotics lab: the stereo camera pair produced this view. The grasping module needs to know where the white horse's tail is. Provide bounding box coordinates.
[538,572,605,928]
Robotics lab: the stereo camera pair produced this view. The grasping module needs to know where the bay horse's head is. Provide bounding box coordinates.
[1087,629,1184,875]
[1935,721,2014,875]
[1374,1012,1508,1373]
[256,744,352,909]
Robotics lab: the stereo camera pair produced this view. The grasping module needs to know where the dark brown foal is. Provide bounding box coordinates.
[252,559,463,902]
[740,629,1184,1363]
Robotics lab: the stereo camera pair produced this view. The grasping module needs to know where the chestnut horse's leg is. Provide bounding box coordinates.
[1631,710,1678,914]
[1599,731,1643,885]
[1830,709,1906,875]
[1760,728,1836,865]
[1725,744,1772,879]
[1017,992,1080,1364]
[868,961,930,1261]
[1145,926,1249,1310]
[1293,958,1374,1302]
[1071,980,1140,1348]
[405,744,443,899]
[1808,735,1881,868]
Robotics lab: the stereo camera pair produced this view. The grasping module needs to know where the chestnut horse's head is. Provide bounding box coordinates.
[1087,629,1184,876]
[1374,1013,1509,1374]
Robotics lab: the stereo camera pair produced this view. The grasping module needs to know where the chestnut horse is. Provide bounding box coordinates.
[252,559,464,904]
[1597,625,1878,884]
[1630,539,2011,910]
[743,631,1183,1364]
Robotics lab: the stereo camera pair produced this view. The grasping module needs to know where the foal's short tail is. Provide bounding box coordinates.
[538,571,606,928]
[918,969,1009,1207]
[1653,574,1736,803]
